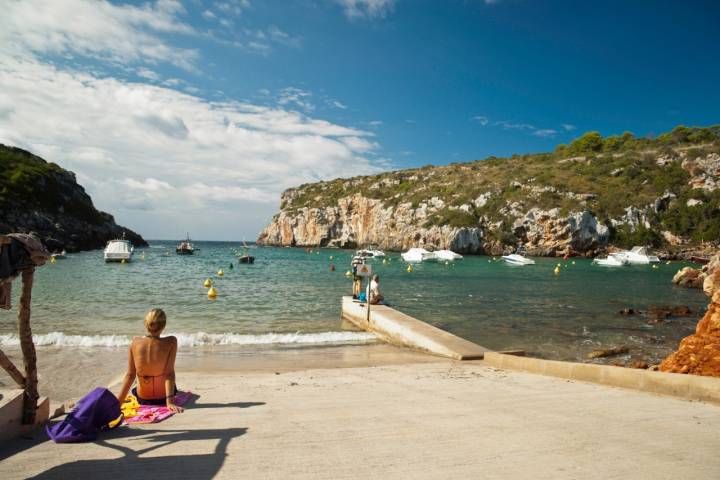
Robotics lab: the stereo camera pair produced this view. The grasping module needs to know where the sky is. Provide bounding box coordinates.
[1,0,719,240]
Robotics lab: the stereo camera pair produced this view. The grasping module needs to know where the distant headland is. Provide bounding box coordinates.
[0,144,147,252]
[258,125,720,258]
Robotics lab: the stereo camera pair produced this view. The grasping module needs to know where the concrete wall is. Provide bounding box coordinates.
[341,296,489,360]
[484,352,720,405]
[0,389,50,444]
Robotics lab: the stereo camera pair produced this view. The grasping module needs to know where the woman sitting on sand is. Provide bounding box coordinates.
[117,308,184,413]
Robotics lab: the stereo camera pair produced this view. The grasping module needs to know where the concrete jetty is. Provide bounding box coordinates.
[341,296,490,360]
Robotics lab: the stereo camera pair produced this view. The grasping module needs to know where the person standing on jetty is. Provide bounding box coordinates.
[351,255,364,299]
[116,309,184,413]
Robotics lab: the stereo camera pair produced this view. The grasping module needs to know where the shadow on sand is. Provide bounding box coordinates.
[29,426,248,479]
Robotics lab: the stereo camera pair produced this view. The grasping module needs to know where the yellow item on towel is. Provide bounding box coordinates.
[119,394,141,420]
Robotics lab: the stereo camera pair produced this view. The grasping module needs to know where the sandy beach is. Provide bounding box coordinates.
[2,357,719,479]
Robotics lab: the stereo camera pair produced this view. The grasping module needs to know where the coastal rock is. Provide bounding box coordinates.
[660,270,720,377]
[671,252,720,289]
[0,145,146,252]
[672,267,706,288]
[588,346,629,359]
[513,208,609,256]
[258,193,485,253]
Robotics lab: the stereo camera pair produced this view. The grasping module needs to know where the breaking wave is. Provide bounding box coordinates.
[0,331,377,348]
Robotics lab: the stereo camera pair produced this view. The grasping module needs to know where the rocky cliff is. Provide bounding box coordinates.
[258,126,720,255]
[660,260,720,377]
[0,144,147,252]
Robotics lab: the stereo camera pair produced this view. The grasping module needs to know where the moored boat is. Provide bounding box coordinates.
[435,249,463,261]
[621,246,660,264]
[176,234,194,255]
[592,252,629,267]
[356,246,386,258]
[104,234,133,262]
[51,250,67,260]
[502,246,535,265]
[401,248,438,262]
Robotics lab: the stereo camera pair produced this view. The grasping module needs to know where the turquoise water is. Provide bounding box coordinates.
[0,241,708,363]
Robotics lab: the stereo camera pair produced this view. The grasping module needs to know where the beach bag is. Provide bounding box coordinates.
[46,387,122,443]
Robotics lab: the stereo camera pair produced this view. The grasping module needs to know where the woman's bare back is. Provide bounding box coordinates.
[131,336,177,399]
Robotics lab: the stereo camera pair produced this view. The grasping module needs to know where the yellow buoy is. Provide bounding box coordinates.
[556,263,561,267]
[445,261,449,265]
[121,259,126,264]
[572,261,576,265]
[666,261,671,265]
[50,256,57,264]
[203,278,212,288]
[652,265,659,269]
[382,258,387,264]
[407,265,413,273]
[329,255,333,260]
[554,266,560,275]
[217,269,224,276]
[207,287,217,298]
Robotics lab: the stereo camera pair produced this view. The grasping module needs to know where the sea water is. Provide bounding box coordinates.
[0,241,708,363]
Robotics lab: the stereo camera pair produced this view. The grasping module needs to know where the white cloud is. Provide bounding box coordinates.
[137,67,160,81]
[368,120,383,126]
[472,116,489,126]
[202,9,217,20]
[562,123,576,131]
[0,57,381,239]
[0,0,200,72]
[332,100,348,109]
[277,87,315,112]
[532,129,558,138]
[338,0,395,19]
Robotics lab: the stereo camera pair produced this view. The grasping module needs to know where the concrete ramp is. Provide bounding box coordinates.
[341,296,490,360]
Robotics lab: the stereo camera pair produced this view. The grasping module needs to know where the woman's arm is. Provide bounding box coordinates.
[116,341,137,403]
[164,337,183,413]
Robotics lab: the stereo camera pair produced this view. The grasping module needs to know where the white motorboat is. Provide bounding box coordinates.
[502,247,535,265]
[592,252,629,267]
[621,246,661,264]
[434,249,463,261]
[401,248,438,262]
[104,234,134,262]
[356,246,386,258]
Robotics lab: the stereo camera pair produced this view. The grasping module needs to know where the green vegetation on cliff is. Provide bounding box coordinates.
[0,144,103,223]
[283,126,720,246]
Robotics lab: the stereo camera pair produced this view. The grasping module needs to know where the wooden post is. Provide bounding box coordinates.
[18,269,38,425]
[0,349,26,387]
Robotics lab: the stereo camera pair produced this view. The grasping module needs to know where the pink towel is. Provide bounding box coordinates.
[125,391,193,424]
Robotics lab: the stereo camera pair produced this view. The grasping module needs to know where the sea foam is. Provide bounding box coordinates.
[0,331,377,348]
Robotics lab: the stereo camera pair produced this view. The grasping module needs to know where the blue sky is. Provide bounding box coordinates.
[1,0,719,239]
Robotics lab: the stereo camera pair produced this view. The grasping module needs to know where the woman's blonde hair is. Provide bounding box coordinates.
[144,308,167,336]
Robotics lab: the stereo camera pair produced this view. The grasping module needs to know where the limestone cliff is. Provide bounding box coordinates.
[0,144,147,252]
[259,126,720,255]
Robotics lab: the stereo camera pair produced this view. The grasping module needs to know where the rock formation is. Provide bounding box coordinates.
[672,253,720,289]
[659,270,720,377]
[0,144,147,252]
[258,126,720,254]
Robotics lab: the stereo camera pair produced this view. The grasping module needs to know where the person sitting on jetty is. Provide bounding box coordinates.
[369,274,385,305]
[117,308,184,413]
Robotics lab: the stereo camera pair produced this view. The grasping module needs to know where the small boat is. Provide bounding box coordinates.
[401,248,438,262]
[104,233,134,262]
[592,252,629,267]
[502,247,535,265]
[237,242,255,264]
[176,234,194,255]
[621,246,660,265]
[690,256,710,265]
[51,250,67,260]
[356,246,386,258]
[434,249,463,261]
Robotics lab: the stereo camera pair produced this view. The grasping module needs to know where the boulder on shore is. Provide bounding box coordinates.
[659,270,720,377]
